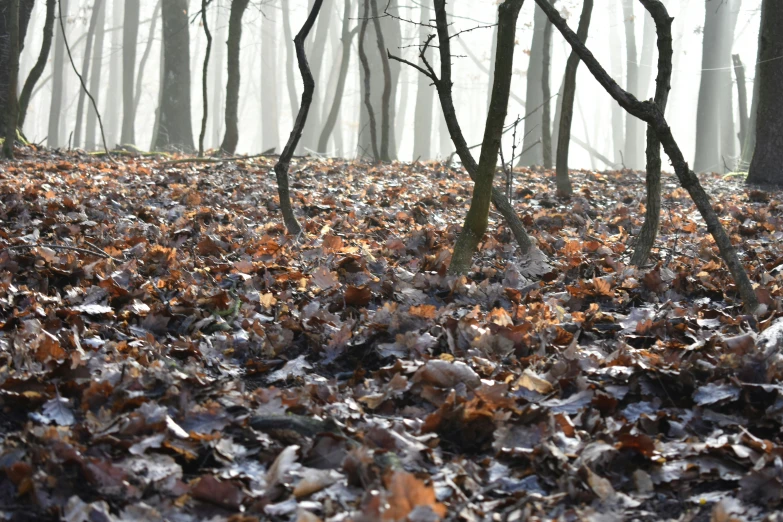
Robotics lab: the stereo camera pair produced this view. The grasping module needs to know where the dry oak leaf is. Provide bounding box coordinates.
[409,304,438,320]
[382,470,447,521]
[345,285,372,307]
[413,360,481,390]
[311,266,340,290]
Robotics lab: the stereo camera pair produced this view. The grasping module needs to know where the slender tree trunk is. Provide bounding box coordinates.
[150,31,164,150]
[449,0,525,275]
[519,3,546,166]
[634,10,656,168]
[747,0,783,187]
[104,1,121,147]
[210,0,225,149]
[120,0,139,145]
[300,0,333,152]
[155,0,194,152]
[630,1,673,267]
[369,0,392,161]
[3,0,20,158]
[318,0,355,155]
[274,0,324,235]
[555,0,593,197]
[85,0,105,150]
[19,0,56,130]
[733,54,748,154]
[741,11,762,168]
[198,0,211,157]
[261,0,280,152]
[47,0,67,148]
[0,0,34,140]
[540,1,553,170]
[535,0,759,313]
[487,16,497,113]
[357,0,379,161]
[72,0,102,148]
[622,0,640,170]
[220,0,249,154]
[412,3,433,161]
[608,1,624,165]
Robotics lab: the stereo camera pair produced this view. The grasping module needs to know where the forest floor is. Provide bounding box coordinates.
[0,147,782,521]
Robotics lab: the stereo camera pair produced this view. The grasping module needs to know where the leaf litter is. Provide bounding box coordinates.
[0,151,782,520]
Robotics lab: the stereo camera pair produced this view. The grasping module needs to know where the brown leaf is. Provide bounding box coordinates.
[382,470,447,520]
[345,285,372,307]
[190,476,244,509]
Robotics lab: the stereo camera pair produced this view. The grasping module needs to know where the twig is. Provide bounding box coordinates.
[58,0,112,161]
[1,243,120,262]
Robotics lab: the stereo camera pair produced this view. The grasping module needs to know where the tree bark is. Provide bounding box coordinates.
[357,0,379,162]
[220,0,249,155]
[18,0,55,130]
[318,0,355,155]
[369,0,392,161]
[47,0,66,148]
[2,0,20,158]
[155,0,195,152]
[630,0,673,267]
[534,0,759,313]
[448,0,526,275]
[274,0,324,236]
[85,0,105,150]
[518,3,547,166]
[732,54,748,154]
[622,0,640,170]
[121,0,139,145]
[300,0,333,152]
[555,0,593,197]
[412,3,433,161]
[540,0,553,170]
[261,0,279,152]
[198,0,211,157]
[0,0,34,140]
[747,0,783,187]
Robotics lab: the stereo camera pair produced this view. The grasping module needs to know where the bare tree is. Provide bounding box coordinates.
[357,0,379,161]
[85,0,106,150]
[534,0,759,312]
[733,54,749,151]
[412,3,433,161]
[199,0,212,157]
[369,0,393,161]
[274,0,324,235]
[220,0,249,155]
[1,0,34,142]
[622,0,640,170]
[47,0,68,148]
[18,0,56,130]
[3,0,20,159]
[261,1,280,152]
[540,0,554,169]
[121,0,140,145]
[555,0,593,197]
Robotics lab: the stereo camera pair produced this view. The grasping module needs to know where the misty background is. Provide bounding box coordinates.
[17,0,761,172]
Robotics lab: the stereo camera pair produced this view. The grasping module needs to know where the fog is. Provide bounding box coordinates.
[17,0,761,172]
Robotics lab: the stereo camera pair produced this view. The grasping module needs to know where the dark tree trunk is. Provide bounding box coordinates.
[2,0,20,158]
[18,0,55,130]
[318,0,355,155]
[534,0,759,313]
[555,0,593,197]
[47,0,66,148]
[357,0,379,161]
[121,0,139,145]
[747,0,783,187]
[369,0,392,161]
[412,3,433,161]
[630,1,673,267]
[733,54,748,153]
[220,0,249,155]
[448,0,526,275]
[300,0,333,152]
[155,0,194,152]
[540,0,553,170]
[72,0,102,149]
[198,0,211,157]
[274,0,324,236]
[0,0,34,139]
[85,0,105,150]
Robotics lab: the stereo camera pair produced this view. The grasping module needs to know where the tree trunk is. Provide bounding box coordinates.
[448,0,526,275]
[133,0,161,118]
[694,0,740,173]
[540,1,553,170]
[47,0,66,148]
[555,0,593,197]
[103,1,121,147]
[534,0,759,313]
[210,0,225,149]
[2,0,20,158]
[622,0,640,170]
[634,10,656,168]
[85,0,105,150]
[220,0,249,155]
[300,0,333,153]
[18,0,55,130]
[412,3,433,161]
[318,0,355,155]
[357,0,379,161]
[121,0,139,146]
[630,1,673,267]
[518,3,547,166]
[608,1,624,165]
[741,11,762,168]
[72,0,102,149]
[0,0,34,140]
[274,0,324,236]
[733,54,748,154]
[198,0,211,157]
[155,0,194,152]
[747,0,783,187]
[369,0,393,161]
[261,0,279,152]
[282,0,298,125]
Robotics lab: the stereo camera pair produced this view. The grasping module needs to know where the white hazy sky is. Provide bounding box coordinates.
[19,0,762,171]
